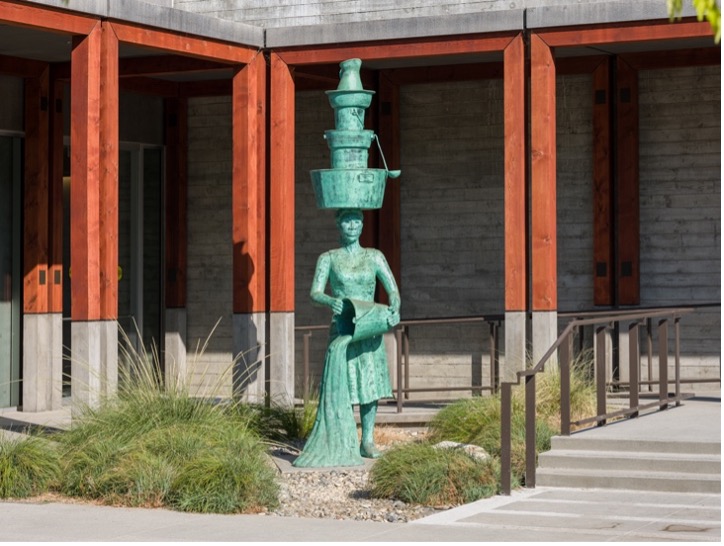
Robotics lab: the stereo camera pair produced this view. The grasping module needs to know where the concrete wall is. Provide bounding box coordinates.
[398,78,505,398]
[638,64,720,390]
[186,96,234,397]
[174,0,643,28]
[556,74,594,312]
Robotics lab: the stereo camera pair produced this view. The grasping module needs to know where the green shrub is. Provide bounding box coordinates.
[369,443,499,506]
[427,395,555,482]
[427,362,596,485]
[0,435,60,498]
[168,430,279,514]
[55,323,279,513]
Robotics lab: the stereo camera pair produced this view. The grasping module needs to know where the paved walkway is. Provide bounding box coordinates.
[0,397,720,542]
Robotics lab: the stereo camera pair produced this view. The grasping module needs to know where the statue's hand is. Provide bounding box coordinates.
[387,308,400,328]
[331,298,344,315]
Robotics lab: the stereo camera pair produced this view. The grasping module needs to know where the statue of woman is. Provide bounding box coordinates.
[293,208,400,467]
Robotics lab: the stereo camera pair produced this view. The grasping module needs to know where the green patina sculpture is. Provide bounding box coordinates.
[294,59,401,468]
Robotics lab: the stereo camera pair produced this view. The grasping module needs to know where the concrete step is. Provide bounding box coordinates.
[539,449,721,474]
[550,435,721,455]
[536,467,721,493]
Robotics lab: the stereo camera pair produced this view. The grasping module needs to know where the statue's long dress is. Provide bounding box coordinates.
[292,332,362,467]
[293,248,393,468]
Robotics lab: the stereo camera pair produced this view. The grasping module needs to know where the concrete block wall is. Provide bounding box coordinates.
[173,0,616,28]
[638,64,720,390]
[398,79,505,398]
[556,74,594,312]
[186,96,234,397]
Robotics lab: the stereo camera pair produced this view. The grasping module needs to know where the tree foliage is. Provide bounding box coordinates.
[668,0,721,42]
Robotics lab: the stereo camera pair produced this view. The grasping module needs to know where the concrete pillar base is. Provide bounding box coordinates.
[165,308,188,390]
[532,311,558,368]
[22,313,62,412]
[503,311,527,384]
[269,312,294,406]
[233,312,266,404]
[100,321,118,399]
[71,320,118,412]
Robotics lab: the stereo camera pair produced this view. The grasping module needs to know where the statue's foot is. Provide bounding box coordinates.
[360,442,382,459]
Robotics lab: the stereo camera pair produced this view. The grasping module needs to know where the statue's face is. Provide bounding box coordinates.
[337,211,363,242]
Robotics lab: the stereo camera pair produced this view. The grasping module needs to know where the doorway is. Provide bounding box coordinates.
[118,144,165,356]
[62,143,164,391]
[0,135,22,408]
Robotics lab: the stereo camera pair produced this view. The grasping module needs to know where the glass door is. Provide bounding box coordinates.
[118,144,164,357]
[0,135,21,408]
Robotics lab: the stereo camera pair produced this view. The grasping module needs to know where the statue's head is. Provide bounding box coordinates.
[336,208,364,244]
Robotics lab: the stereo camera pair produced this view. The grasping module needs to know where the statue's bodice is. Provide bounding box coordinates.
[327,248,377,302]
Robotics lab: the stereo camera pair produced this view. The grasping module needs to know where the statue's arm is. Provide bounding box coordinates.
[374,251,401,313]
[310,252,343,314]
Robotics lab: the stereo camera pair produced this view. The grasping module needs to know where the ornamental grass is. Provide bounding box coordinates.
[369,442,499,506]
[54,323,279,514]
[0,435,60,499]
[426,355,597,485]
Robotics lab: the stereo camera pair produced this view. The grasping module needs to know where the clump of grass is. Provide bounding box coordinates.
[0,435,61,499]
[427,395,555,482]
[55,323,279,513]
[369,443,499,506]
[427,357,597,485]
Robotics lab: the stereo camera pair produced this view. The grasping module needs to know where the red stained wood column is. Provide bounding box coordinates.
[530,34,557,312]
[376,71,401,297]
[70,24,102,321]
[615,57,640,305]
[164,96,188,309]
[233,53,267,313]
[23,66,51,315]
[503,33,526,313]
[99,22,119,320]
[592,58,613,306]
[269,53,295,313]
[48,70,64,314]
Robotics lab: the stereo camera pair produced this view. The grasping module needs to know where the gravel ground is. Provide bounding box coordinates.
[267,467,442,523]
[262,428,444,523]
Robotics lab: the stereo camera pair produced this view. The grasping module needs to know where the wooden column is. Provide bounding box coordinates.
[530,34,557,312]
[269,53,295,313]
[268,52,296,404]
[233,53,267,314]
[99,21,119,320]
[48,69,64,314]
[70,24,102,322]
[164,96,188,309]
[503,33,526,314]
[615,57,640,305]
[23,66,50,315]
[376,71,401,299]
[592,58,614,306]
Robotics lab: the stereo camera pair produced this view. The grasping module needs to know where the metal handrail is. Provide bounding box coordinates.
[499,305,717,495]
[295,314,504,410]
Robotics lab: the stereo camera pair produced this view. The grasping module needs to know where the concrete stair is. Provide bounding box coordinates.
[537,436,721,493]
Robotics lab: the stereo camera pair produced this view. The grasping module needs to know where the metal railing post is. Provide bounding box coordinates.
[595,326,607,425]
[559,333,571,436]
[525,374,537,488]
[395,327,403,413]
[675,317,681,406]
[404,326,410,400]
[658,319,669,410]
[501,382,512,495]
[628,322,640,417]
[303,331,312,403]
[646,318,654,392]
